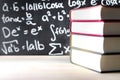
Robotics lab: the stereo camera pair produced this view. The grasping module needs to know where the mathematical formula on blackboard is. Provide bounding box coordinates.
[0,0,118,55]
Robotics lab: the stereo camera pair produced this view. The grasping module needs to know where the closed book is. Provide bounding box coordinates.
[71,34,120,54]
[70,5,120,21]
[71,21,120,36]
[71,48,120,72]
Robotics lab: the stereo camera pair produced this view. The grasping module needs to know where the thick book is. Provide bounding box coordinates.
[71,48,120,72]
[71,21,120,36]
[71,34,120,54]
[70,5,120,21]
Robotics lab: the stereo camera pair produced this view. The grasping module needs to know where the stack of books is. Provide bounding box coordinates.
[70,5,120,72]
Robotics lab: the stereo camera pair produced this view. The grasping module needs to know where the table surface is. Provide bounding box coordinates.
[0,56,120,80]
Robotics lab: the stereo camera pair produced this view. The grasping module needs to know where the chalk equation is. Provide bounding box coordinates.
[0,0,118,55]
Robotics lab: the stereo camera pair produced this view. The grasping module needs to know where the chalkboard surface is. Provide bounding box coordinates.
[1,0,118,55]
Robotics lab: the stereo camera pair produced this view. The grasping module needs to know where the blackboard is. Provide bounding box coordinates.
[0,0,119,55]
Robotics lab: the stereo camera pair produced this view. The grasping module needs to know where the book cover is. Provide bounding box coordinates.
[71,21,120,36]
[71,48,120,72]
[70,5,120,21]
[71,34,120,54]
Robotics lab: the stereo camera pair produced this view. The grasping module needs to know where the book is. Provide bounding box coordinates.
[71,21,120,36]
[70,5,120,21]
[71,48,120,72]
[71,34,120,54]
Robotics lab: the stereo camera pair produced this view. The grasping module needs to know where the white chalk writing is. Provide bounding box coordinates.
[26,12,37,25]
[26,2,64,11]
[68,0,86,8]
[64,46,70,54]
[2,3,9,12]
[1,40,20,54]
[42,11,65,22]
[12,2,19,11]
[91,0,98,5]
[1,0,79,55]
[101,0,118,6]
[2,26,20,38]
[1,40,45,54]
[25,40,45,51]
[49,43,63,55]
[50,24,70,42]
[1,14,22,23]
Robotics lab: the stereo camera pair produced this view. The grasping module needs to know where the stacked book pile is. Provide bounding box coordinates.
[70,5,120,72]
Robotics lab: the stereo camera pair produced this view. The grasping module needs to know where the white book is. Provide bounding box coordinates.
[71,48,120,72]
[70,5,120,20]
[71,21,120,36]
[71,34,120,54]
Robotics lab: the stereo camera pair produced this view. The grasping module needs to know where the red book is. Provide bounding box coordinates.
[70,5,120,36]
[71,21,120,36]
[70,5,120,21]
